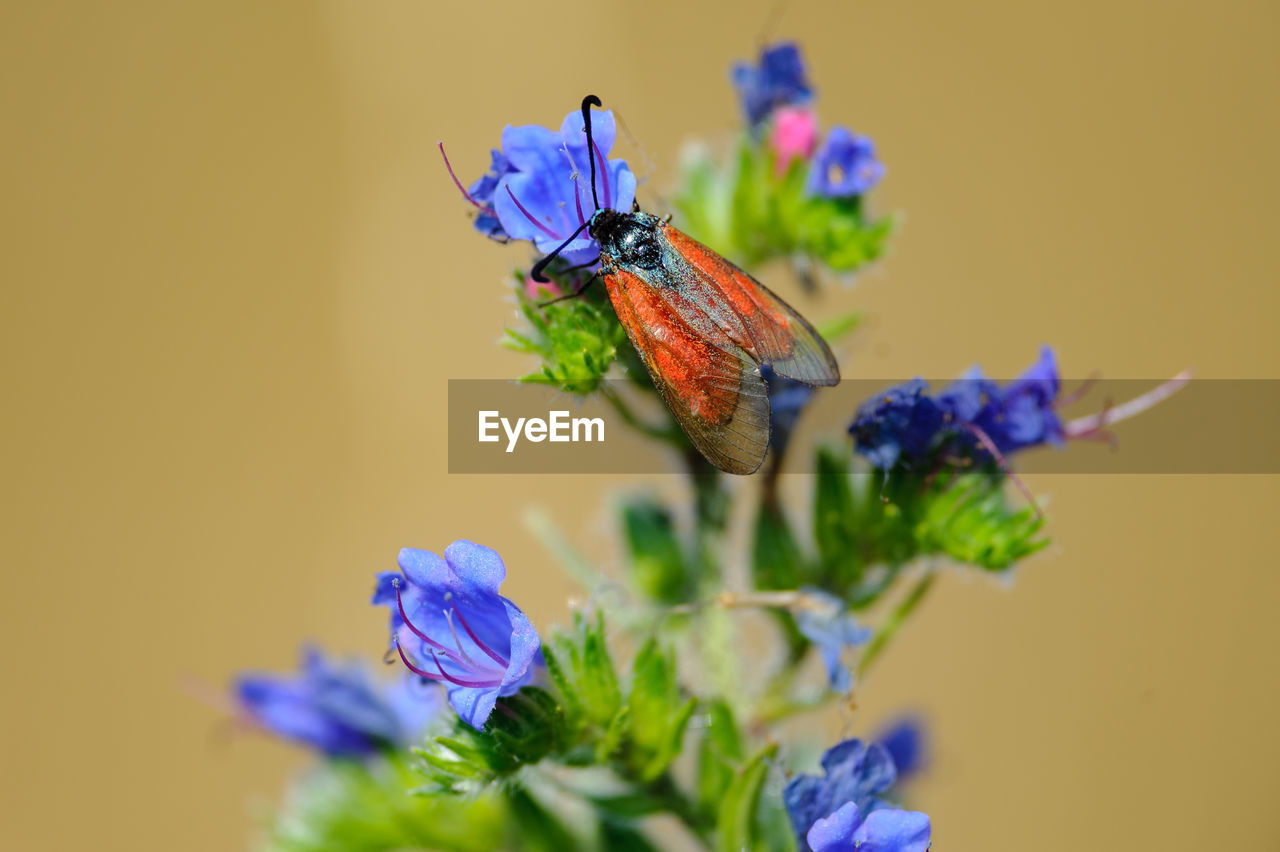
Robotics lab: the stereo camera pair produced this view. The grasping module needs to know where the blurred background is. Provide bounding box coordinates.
[3,1,1278,849]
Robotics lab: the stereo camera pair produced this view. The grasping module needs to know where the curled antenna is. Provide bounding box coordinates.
[582,94,602,211]
[528,95,604,283]
[529,220,591,283]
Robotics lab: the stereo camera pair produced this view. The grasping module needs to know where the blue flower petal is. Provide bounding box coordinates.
[852,808,932,852]
[795,589,871,694]
[443,540,507,596]
[732,42,814,128]
[806,802,862,852]
[487,109,636,268]
[235,647,439,759]
[785,738,902,850]
[808,126,884,198]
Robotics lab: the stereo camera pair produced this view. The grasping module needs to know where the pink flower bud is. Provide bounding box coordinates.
[769,107,819,175]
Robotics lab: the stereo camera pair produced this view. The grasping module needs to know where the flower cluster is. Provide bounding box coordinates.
[679,42,892,273]
[223,33,1191,852]
[734,42,885,200]
[234,647,440,759]
[850,346,1064,470]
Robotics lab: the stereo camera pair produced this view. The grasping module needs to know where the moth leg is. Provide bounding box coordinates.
[539,267,606,307]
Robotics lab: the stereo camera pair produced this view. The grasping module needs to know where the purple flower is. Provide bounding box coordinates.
[807,126,885,198]
[794,588,871,694]
[489,108,637,267]
[807,802,932,852]
[732,42,814,128]
[234,647,441,759]
[850,347,1064,469]
[785,738,921,852]
[373,540,542,731]
[467,149,514,240]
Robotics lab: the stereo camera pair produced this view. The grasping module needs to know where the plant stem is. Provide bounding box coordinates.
[857,570,937,678]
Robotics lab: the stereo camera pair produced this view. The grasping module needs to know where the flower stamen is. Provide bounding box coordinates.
[393,580,469,666]
[962,421,1043,520]
[437,142,497,215]
[451,605,510,667]
[590,140,612,209]
[505,186,559,239]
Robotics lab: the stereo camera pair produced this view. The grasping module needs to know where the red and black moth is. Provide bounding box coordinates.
[530,95,841,475]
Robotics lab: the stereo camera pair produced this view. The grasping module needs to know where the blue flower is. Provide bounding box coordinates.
[784,738,901,851]
[848,379,948,470]
[970,345,1063,453]
[807,126,885,198]
[874,716,927,781]
[490,108,637,267]
[807,801,932,852]
[234,647,441,759]
[850,348,1064,469]
[732,42,814,128]
[467,149,514,240]
[794,589,871,694]
[373,540,542,731]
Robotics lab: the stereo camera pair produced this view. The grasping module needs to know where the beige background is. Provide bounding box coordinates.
[3,2,1278,850]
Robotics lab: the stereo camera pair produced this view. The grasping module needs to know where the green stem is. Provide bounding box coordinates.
[857,570,937,678]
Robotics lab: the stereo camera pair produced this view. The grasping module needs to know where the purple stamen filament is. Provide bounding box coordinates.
[1063,370,1192,438]
[573,181,586,226]
[590,140,612,209]
[394,580,508,674]
[505,187,559,239]
[961,421,1044,521]
[443,608,477,667]
[451,605,510,667]
[437,142,497,215]
[394,641,503,688]
[390,577,510,689]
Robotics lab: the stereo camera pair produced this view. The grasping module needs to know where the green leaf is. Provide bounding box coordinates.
[695,700,747,821]
[546,611,623,730]
[914,473,1050,570]
[503,269,625,396]
[265,756,503,852]
[620,496,689,603]
[623,639,694,780]
[715,743,779,852]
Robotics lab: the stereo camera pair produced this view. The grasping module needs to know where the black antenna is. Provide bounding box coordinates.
[582,94,602,211]
[529,94,603,283]
[530,221,591,282]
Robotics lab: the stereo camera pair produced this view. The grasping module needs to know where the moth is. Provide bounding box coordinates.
[531,96,840,475]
